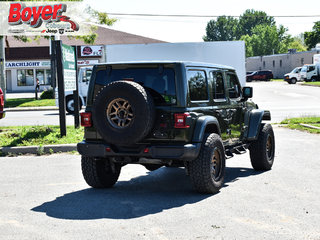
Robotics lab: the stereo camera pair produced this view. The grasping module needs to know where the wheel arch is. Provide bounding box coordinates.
[246,109,271,141]
[192,116,221,143]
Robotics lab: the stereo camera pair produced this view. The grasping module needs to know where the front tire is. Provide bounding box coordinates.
[290,78,297,84]
[81,156,121,188]
[249,124,275,171]
[66,96,82,114]
[188,134,225,194]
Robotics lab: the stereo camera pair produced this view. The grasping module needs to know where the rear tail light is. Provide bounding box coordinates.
[174,113,190,128]
[81,112,92,127]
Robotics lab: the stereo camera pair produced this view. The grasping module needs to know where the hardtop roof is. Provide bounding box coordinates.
[96,61,235,71]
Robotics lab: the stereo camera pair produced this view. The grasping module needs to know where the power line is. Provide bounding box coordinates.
[106,13,320,18]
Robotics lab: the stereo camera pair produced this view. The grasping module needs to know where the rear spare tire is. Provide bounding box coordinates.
[92,81,155,145]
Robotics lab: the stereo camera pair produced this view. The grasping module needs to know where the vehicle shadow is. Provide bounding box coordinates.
[31,166,262,220]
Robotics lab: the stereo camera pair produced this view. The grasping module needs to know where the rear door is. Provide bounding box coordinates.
[225,71,245,144]
[210,70,233,143]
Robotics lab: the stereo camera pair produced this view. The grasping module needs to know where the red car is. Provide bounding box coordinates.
[0,87,5,119]
[246,70,274,82]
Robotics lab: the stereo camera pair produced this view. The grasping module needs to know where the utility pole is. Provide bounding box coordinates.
[0,36,6,101]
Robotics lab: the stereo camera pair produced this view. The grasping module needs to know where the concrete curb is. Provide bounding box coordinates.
[5,106,59,112]
[300,83,320,88]
[0,144,77,155]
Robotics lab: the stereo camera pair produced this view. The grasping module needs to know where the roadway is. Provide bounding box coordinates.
[249,81,320,123]
[1,81,319,127]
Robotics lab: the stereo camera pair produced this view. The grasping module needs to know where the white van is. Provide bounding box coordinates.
[284,67,302,84]
[55,66,92,113]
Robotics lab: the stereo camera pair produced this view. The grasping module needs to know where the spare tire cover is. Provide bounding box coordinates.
[92,81,155,145]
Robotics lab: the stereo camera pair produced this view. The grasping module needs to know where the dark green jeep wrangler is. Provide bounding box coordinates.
[77,61,275,194]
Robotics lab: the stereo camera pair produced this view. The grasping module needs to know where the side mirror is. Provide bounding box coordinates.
[242,87,253,101]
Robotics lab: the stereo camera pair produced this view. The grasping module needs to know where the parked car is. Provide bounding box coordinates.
[284,67,302,84]
[0,87,5,119]
[246,70,273,82]
[77,61,275,194]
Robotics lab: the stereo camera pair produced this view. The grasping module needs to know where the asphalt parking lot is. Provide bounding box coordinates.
[0,126,319,240]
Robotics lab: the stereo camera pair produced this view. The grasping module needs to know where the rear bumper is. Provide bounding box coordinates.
[77,141,201,161]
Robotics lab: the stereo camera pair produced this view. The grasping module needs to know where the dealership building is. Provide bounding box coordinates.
[4,26,164,93]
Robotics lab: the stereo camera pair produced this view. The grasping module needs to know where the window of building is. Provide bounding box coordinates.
[301,58,304,65]
[226,73,241,99]
[36,69,51,85]
[210,71,225,100]
[187,70,208,101]
[280,60,282,67]
[45,69,51,85]
[273,60,275,67]
[17,69,34,86]
[263,61,266,68]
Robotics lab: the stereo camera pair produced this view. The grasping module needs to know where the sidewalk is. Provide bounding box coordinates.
[4,106,58,112]
[6,92,43,99]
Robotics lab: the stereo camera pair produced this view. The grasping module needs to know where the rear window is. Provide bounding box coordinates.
[95,67,176,105]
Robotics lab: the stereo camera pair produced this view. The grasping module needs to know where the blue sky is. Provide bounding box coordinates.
[84,0,320,42]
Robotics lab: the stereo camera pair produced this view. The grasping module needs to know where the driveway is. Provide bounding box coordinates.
[0,126,319,240]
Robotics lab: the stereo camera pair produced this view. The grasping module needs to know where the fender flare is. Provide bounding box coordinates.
[192,116,221,143]
[246,109,271,141]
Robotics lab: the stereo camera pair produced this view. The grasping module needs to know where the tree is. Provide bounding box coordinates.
[287,38,307,52]
[240,24,292,57]
[238,9,275,37]
[304,21,320,50]
[203,16,238,41]
[203,9,276,42]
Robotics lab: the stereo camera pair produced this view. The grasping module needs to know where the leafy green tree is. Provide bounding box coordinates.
[203,16,239,41]
[238,9,275,37]
[287,38,307,52]
[203,9,276,43]
[240,24,292,57]
[304,21,320,50]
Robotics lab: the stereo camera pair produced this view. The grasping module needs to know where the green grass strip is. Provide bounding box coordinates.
[280,117,320,134]
[0,126,84,147]
[5,98,56,108]
[302,82,320,86]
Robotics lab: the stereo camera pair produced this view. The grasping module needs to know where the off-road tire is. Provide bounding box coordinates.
[290,78,297,84]
[81,156,121,188]
[66,96,82,114]
[92,81,155,146]
[311,77,317,82]
[188,133,225,194]
[249,124,275,171]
